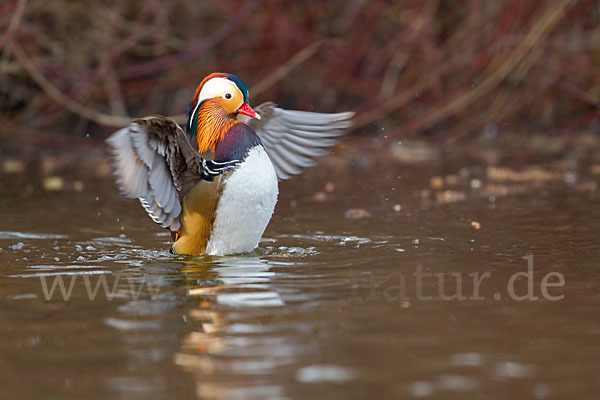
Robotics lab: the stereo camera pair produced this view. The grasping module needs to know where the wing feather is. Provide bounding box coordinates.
[244,102,354,180]
[106,116,207,232]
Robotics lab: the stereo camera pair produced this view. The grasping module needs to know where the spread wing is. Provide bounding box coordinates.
[243,102,354,180]
[106,116,236,232]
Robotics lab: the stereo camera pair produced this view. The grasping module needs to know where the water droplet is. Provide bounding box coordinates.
[10,242,25,250]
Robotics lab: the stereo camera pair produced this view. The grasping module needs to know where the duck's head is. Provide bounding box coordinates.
[186,73,260,152]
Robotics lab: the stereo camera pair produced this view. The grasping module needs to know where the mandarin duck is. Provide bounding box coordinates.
[106,73,353,255]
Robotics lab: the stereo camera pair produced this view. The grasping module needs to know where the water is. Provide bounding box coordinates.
[1,159,599,399]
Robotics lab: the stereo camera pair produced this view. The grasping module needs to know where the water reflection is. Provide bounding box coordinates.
[186,258,285,307]
[102,253,313,399]
[175,256,297,399]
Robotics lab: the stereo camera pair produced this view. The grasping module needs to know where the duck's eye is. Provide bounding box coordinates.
[224,93,232,100]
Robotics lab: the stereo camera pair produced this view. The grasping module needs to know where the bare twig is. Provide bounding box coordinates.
[12,42,134,127]
[394,0,577,138]
[0,0,28,68]
[118,0,263,81]
[251,41,325,97]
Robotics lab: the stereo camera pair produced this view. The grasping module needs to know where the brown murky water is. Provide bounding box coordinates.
[1,152,600,399]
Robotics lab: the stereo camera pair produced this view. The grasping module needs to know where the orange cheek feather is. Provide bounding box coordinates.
[195,99,239,153]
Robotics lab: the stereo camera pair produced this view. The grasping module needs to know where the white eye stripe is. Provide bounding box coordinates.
[189,98,202,131]
[198,77,243,103]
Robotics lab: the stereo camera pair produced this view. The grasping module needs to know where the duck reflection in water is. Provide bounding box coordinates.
[173,255,295,399]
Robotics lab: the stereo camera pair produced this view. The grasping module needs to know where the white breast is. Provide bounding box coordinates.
[206,146,279,255]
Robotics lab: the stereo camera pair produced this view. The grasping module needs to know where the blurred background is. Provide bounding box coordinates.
[1,0,599,176]
[2,3,600,399]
